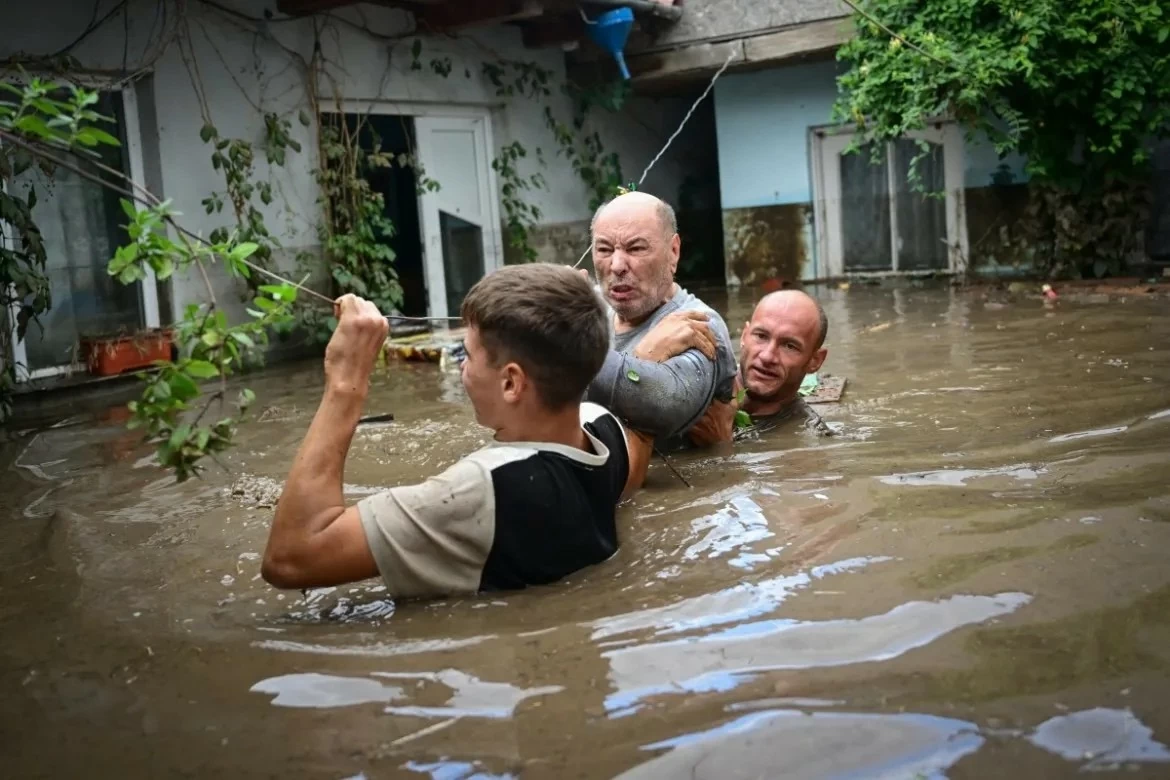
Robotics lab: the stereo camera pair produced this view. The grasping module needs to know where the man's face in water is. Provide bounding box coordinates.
[591,194,679,325]
[739,292,827,405]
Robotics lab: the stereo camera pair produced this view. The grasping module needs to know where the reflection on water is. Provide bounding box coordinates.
[1028,708,1170,770]
[619,706,1170,779]
[616,709,985,780]
[251,673,403,708]
[590,556,890,640]
[878,463,1045,487]
[4,285,1170,778]
[602,592,1030,714]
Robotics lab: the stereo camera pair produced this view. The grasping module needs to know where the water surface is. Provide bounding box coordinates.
[4,284,1170,778]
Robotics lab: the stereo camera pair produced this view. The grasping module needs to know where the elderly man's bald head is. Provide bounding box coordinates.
[589,191,682,324]
[752,290,828,350]
[590,191,678,241]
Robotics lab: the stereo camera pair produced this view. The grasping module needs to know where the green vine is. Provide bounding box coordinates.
[1,77,298,480]
[476,56,629,256]
[492,141,546,262]
[834,0,1170,277]
[299,112,437,342]
[0,80,95,421]
[199,112,301,292]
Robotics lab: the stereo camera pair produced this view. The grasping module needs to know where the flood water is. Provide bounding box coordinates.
[4,284,1170,779]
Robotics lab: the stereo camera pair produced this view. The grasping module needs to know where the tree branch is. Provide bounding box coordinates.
[0,127,334,305]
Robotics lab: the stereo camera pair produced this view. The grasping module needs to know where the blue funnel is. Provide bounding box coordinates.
[587,7,634,80]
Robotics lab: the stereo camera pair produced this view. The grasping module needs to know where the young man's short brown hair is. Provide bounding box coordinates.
[461,263,609,409]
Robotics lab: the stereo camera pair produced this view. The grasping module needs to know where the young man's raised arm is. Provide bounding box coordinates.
[261,295,386,589]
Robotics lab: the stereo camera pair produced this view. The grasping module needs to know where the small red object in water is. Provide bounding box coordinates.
[1042,284,1058,300]
[761,278,786,293]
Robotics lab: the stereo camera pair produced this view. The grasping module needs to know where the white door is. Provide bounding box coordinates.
[815,124,967,278]
[414,115,503,320]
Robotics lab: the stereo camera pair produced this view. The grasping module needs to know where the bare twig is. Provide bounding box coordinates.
[654,446,691,489]
[0,127,334,306]
[192,389,225,426]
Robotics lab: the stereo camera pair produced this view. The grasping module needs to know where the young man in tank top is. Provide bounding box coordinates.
[260,264,652,600]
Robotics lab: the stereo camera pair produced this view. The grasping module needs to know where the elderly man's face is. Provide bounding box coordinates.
[592,198,679,324]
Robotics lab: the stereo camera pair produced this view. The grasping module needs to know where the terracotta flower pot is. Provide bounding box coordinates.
[81,329,174,377]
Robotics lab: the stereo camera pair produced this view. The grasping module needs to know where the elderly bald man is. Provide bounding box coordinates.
[584,192,738,446]
[681,290,834,444]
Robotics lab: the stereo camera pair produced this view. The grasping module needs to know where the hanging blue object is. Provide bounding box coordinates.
[586,7,635,80]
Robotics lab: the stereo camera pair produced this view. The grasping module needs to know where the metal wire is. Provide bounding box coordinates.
[573,49,739,270]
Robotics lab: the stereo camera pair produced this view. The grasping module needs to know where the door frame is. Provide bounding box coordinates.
[810,121,969,279]
[326,100,506,320]
[2,76,159,381]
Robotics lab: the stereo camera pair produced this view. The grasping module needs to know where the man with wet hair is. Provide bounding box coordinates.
[261,263,652,599]
[585,191,738,446]
[671,289,833,444]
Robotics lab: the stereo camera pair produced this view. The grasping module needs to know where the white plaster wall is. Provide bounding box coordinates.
[3,0,699,325]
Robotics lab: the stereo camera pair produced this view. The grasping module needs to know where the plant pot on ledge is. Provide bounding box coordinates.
[81,328,174,377]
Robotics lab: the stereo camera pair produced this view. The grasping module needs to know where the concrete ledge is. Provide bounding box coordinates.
[570,17,852,89]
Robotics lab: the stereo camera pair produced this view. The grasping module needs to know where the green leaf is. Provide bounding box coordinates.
[168,372,199,401]
[14,114,51,139]
[201,331,224,347]
[185,360,220,379]
[258,283,296,302]
[298,109,311,127]
[169,424,192,451]
[82,126,120,146]
[734,410,753,430]
[200,123,216,143]
[626,369,640,383]
[1159,27,1169,44]
[230,331,255,349]
[229,242,260,262]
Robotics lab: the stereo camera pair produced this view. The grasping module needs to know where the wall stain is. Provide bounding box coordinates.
[502,219,592,270]
[722,203,811,286]
[965,183,1032,269]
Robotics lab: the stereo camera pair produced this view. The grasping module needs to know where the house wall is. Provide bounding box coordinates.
[713,57,1028,285]
[2,0,703,332]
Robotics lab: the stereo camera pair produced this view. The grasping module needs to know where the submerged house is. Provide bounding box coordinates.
[1,0,711,388]
[4,0,1165,399]
[565,0,1033,286]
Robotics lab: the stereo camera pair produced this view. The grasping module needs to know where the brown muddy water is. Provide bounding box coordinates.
[3,284,1170,779]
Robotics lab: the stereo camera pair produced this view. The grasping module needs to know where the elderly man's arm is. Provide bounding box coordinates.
[588,347,718,439]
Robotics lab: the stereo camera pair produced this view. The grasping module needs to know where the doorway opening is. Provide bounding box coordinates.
[321,104,504,322]
[321,113,427,318]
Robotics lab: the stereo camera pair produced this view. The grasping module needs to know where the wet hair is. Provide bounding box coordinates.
[590,193,678,241]
[461,263,609,410]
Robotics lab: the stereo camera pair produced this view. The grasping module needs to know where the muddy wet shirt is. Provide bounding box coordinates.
[586,286,738,444]
[356,403,628,600]
[735,397,833,440]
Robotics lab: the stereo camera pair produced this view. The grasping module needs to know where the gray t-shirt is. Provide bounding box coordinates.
[585,286,738,444]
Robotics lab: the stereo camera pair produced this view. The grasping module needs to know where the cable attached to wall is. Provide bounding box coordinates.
[572,49,739,269]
